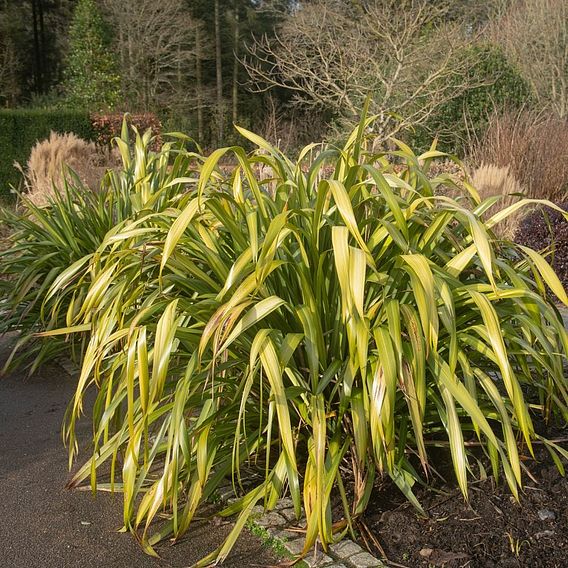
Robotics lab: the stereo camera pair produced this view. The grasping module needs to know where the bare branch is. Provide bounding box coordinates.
[242,0,479,140]
[102,0,209,113]
[490,0,568,118]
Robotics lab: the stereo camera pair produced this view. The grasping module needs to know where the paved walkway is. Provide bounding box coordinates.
[0,339,278,568]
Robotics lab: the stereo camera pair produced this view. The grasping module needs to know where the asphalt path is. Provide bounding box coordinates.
[0,338,279,568]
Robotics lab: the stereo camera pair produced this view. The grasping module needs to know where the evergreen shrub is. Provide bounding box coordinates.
[411,45,533,154]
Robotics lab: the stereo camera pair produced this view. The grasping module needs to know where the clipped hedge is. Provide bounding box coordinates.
[0,109,95,199]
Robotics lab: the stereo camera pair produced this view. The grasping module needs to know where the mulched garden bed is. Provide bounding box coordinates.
[361,437,567,568]
[514,203,568,291]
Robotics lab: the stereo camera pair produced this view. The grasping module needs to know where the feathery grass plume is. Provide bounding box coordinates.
[470,163,526,238]
[470,109,568,205]
[37,114,568,565]
[466,111,568,239]
[20,131,116,208]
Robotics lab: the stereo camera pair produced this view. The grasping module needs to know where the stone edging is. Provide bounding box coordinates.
[219,485,386,568]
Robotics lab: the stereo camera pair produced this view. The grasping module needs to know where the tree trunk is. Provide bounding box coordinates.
[31,0,41,93]
[127,22,135,107]
[195,24,203,143]
[232,1,239,125]
[214,0,224,142]
[38,0,46,92]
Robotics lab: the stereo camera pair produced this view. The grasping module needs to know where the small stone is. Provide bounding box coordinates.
[278,497,294,509]
[537,509,556,521]
[279,507,298,521]
[255,511,287,528]
[304,550,334,567]
[80,521,91,526]
[218,487,235,500]
[284,538,306,555]
[534,530,555,539]
[60,361,78,376]
[330,540,364,559]
[350,551,385,568]
[419,547,433,557]
[272,527,300,541]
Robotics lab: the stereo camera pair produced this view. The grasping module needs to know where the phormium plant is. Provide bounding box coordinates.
[3,114,567,566]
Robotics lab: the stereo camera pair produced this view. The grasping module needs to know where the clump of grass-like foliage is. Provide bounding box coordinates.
[0,124,200,372]
[1,114,567,566]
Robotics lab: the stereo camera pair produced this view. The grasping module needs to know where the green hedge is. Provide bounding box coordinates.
[0,109,95,200]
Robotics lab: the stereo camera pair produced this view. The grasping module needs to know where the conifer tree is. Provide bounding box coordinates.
[64,0,120,110]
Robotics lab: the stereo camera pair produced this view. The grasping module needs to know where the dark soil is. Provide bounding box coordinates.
[363,443,568,568]
[514,203,568,291]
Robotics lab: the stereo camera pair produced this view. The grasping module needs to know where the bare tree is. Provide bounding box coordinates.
[490,0,568,118]
[214,0,225,142]
[0,23,20,106]
[232,0,240,125]
[103,0,208,116]
[243,0,481,140]
[195,23,205,142]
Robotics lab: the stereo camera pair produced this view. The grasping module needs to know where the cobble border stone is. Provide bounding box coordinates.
[218,483,386,567]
